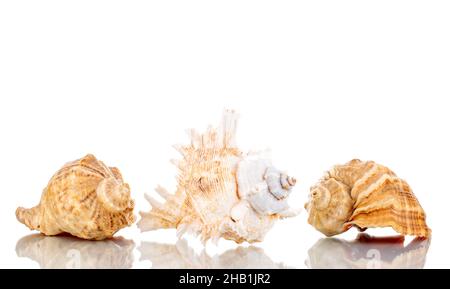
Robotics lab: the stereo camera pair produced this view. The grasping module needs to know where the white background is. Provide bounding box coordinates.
[1,1,449,269]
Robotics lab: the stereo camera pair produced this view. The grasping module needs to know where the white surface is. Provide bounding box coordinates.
[0,1,449,269]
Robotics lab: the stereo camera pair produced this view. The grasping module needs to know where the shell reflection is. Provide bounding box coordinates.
[16,234,135,269]
[139,240,287,269]
[306,233,430,269]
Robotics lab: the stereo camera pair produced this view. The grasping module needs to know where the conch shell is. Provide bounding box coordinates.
[16,154,135,240]
[138,110,298,243]
[305,159,431,238]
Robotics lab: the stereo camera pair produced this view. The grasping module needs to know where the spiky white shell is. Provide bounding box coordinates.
[138,110,298,243]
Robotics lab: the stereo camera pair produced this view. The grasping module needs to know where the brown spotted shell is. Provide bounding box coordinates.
[305,159,431,238]
[16,154,135,240]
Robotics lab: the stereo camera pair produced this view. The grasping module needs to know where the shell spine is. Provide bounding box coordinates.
[138,110,298,243]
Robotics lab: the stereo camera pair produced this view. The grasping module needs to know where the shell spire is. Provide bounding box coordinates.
[138,110,298,244]
[16,154,135,240]
[305,159,431,238]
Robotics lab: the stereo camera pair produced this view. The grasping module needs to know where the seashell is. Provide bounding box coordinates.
[138,110,298,243]
[139,239,289,269]
[306,233,430,269]
[16,154,135,240]
[16,234,135,269]
[305,159,431,238]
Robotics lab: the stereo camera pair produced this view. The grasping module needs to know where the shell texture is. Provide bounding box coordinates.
[138,110,298,243]
[305,159,431,238]
[16,154,135,240]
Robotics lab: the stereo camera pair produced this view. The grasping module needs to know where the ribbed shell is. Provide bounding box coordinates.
[305,159,431,238]
[16,154,135,240]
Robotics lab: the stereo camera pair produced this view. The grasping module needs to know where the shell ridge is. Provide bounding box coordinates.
[352,174,394,209]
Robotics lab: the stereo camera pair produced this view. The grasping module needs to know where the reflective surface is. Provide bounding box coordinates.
[306,233,430,269]
[139,240,288,269]
[15,233,431,269]
[16,234,135,269]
